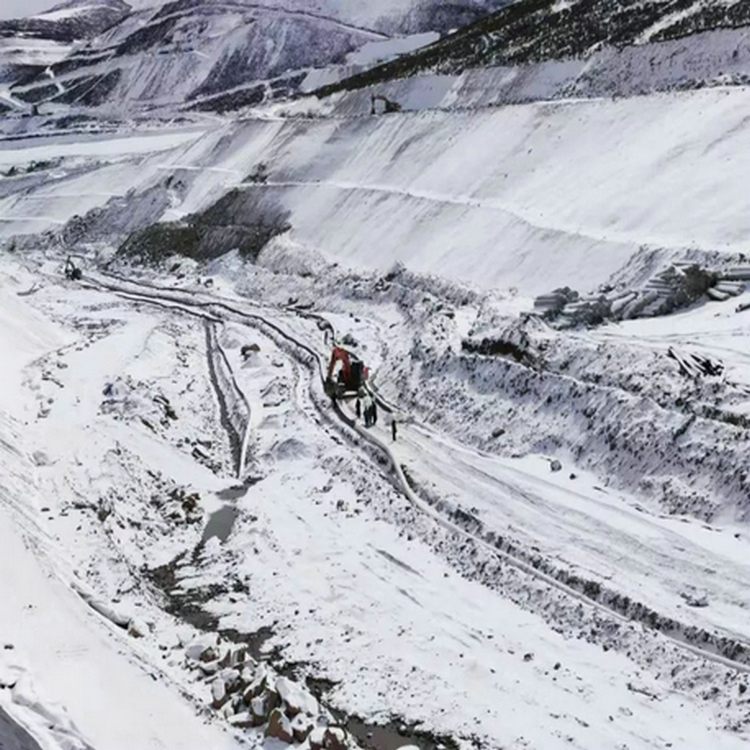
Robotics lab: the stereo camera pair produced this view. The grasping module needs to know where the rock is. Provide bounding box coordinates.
[221,702,236,719]
[228,711,254,728]
[228,646,247,668]
[680,591,709,608]
[31,451,50,466]
[276,676,319,717]
[550,459,562,472]
[217,645,232,668]
[217,668,241,695]
[239,665,255,686]
[324,726,348,750]
[250,688,280,726]
[243,674,268,703]
[198,659,221,675]
[265,708,294,743]
[127,618,148,638]
[290,713,314,742]
[0,663,23,689]
[211,676,227,708]
[185,633,219,662]
[242,662,268,697]
[523,652,534,662]
[309,727,326,750]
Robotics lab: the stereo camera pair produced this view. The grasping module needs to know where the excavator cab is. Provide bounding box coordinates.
[64,257,82,281]
[325,346,368,399]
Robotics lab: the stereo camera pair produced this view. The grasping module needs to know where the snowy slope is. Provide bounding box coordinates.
[0,265,247,750]
[3,0,513,112]
[3,248,750,750]
[5,3,750,749]
[0,0,129,91]
[320,0,750,93]
[0,0,129,43]
[8,1,385,111]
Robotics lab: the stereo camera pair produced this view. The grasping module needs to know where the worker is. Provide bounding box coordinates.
[371,400,378,426]
[363,395,371,427]
[356,398,361,420]
[391,418,397,442]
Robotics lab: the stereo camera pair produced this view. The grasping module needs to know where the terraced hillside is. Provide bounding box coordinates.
[316,0,750,95]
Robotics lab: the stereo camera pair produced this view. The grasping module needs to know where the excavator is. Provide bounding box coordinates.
[370,94,402,115]
[324,346,368,399]
[64,256,82,281]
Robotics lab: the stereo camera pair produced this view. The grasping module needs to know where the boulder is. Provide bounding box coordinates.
[239,665,255,686]
[211,676,228,708]
[228,711,254,728]
[250,688,280,726]
[265,708,294,743]
[31,451,50,466]
[276,676,319,717]
[550,460,562,473]
[127,618,148,638]
[243,664,268,701]
[198,658,220,675]
[309,727,326,750]
[324,726,348,750]
[221,702,236,719]
[185,633,219,662]
[227,646,248,668]
[243,675,268,703]
[217,668,241,693]
[291,713,314,742]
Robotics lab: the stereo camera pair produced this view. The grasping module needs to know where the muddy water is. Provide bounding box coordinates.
[201,505,239,543]
[344,716,458,750]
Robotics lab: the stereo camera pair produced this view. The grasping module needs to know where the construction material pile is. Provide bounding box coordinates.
[535,264,748,328]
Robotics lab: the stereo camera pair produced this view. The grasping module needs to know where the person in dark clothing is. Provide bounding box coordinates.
[356,398,361,419]
[391,418,397,442]
[371,402,378,425]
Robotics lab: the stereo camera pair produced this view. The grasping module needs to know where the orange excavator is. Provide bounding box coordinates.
[325,346,368,399]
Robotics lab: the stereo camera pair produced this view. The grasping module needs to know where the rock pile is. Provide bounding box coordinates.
[157,486,204,525]
[183,634,358,748]
[535,263,746,328]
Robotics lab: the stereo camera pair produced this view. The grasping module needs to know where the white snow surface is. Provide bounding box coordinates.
[5,60,750,750]
[2,249,750,750]
[0,266,245,750]
[32,4,97,21]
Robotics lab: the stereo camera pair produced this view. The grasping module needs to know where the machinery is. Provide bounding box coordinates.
[370,94,402,115]
[64,257,82,281]
[325,346,368,399]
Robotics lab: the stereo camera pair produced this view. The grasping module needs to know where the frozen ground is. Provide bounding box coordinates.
[4,69,750,750]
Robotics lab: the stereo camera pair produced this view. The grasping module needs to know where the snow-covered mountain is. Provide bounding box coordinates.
[6,2,750,750]
[0,0,130,88]
[0,0,130,43]
[1,0,515,113]
[319,0,750,98]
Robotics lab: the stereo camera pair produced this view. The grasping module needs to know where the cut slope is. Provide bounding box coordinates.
[7,85,750,295]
